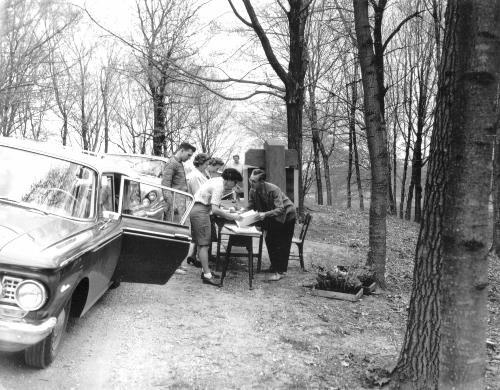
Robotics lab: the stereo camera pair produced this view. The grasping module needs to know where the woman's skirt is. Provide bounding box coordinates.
[190,202,212,245]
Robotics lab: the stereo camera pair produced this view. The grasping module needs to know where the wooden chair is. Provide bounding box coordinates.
[290,213,312,270]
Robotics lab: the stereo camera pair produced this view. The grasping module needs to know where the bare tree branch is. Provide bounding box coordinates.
[240,0,289,84]
[382,10,424,53]
[227,0,254,28]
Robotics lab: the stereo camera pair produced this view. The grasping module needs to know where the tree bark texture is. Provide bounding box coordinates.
[285,1,309,215]
[410,124,423,223]
[439,1,500,388]
[353,0,388,288]
[494,138,500,253]
[353,123,364,210]
[347,120,353,209]
[152,90,166,156]
[392,1,500,388]
[322,151,333,206]
[308,85,324,205]
[400,69,413,219]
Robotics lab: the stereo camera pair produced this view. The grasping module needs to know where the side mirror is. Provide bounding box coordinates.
[103,210,120,221]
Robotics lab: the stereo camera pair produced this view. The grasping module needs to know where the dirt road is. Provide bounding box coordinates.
[0,241,388,390]
[1,233,498,389]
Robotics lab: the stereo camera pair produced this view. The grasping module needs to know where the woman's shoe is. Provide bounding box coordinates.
[200,272,220,279]
[268,272,282,281]
[187,257,202,268]
[201,274,221,286]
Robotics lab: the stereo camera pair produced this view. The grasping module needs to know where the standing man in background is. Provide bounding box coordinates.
[225,154,244,201]
[162,142,196,274]
[225,154,243,175]
[162,142,196,193]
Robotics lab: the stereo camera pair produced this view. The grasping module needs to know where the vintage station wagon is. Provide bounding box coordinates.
[0,137,193,368]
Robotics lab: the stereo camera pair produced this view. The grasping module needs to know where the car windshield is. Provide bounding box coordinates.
[0,146,97,219]
[105,154,165,178]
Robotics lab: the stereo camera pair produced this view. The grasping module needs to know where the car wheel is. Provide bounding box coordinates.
[24,297,71,368]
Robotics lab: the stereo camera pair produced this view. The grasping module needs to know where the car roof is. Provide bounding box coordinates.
[103,152,170,163]
[0,136,135,177]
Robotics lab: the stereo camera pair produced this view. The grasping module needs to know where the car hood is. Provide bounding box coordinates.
[0,203,94,268]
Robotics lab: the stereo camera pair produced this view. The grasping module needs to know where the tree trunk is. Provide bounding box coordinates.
[439,1,499,387]
[286,99,304,212]
[353,125,364,210]
[284,0,309,215]
[399,145,410,219]
[387,161,397,215]
[393,122,397,210]
[308,85,323,205]
[400,68,414,219]
[405,180,414,221]
[347,120,353,209]
[494,137,500,253]
[347,80,356,209]
[411,126,423,223]
[312,136,323,205]
[61,113,68,146]
[322,153,333,206]
[392,1,500,388]
[152,91,165,156]
[353,0,388,288]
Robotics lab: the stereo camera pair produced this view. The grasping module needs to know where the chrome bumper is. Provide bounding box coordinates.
[0,317,57,352]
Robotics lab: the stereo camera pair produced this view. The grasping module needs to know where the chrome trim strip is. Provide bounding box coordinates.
[90,232,122,253]
[123,230,189,243]
[59,230,121,268]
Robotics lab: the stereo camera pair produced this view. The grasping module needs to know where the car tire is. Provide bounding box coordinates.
[24,297,71,368]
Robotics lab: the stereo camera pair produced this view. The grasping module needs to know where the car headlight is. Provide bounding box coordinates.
[15,280,47,311]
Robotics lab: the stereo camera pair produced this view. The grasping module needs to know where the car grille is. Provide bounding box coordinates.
[0,275,22,304]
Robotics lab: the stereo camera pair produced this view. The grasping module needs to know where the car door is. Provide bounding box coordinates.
[113,176,193,284]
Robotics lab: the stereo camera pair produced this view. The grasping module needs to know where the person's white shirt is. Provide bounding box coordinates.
[186,168,208,195]
[193,177,225,206]
[225,160,243,175]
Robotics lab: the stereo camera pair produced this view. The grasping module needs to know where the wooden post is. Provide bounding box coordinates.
[264,141,286,193]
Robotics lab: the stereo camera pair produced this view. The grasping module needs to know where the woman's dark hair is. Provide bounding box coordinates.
[250,169,266,182]
[222,168,243,182]
[208,157,224,166]
[193,153,211,167]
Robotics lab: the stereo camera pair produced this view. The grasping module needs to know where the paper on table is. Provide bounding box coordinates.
[225,224,260,235]
[235,210,259,227]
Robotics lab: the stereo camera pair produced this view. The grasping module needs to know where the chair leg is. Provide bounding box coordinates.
[248,245,253,290]
[298,244,305,270]
[221,243,232,286]
[215,234,223,272]
[257,235,263,272]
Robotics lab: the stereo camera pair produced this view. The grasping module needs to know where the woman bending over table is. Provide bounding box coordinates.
[248,169,297,281]
[190,168,243,286]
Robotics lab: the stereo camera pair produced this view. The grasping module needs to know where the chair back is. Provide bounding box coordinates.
[298,213,312,242]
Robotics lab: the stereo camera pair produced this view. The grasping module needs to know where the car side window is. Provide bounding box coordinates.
[100,175,114,212]
[120,177,193,225]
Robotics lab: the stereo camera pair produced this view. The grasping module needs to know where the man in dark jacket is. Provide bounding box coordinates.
[248,169,296,281]
[161,142,196,192]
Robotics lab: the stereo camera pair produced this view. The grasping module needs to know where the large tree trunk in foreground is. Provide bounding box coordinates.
[494,139,500,254]
[353,0,388,288]
[392,1,500,388]
[439,1,499,387]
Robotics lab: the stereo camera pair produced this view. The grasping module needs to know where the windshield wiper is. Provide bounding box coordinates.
[0,197,48,215]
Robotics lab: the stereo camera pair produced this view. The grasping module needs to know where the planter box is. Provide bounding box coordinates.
[363,282,377,295]
[306,285,364,302]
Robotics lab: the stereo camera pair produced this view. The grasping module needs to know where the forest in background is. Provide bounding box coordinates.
[0,0,437,221]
